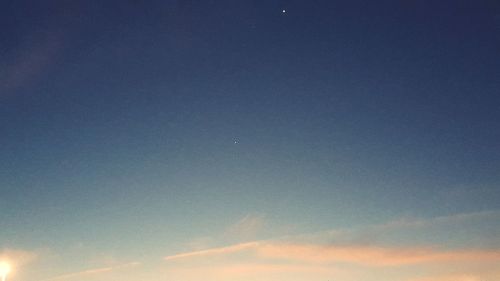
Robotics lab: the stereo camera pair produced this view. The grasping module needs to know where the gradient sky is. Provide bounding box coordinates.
[1,1,500,281]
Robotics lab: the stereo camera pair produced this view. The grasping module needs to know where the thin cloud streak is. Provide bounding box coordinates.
[164,242,259,261]
[224,214,266,241]
[378,210,500,230]
[41,262,140,281]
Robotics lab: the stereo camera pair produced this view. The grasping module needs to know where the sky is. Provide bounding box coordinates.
[0,1,499,280]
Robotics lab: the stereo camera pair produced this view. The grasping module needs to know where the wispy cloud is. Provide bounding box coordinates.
[41,262,140,281]
[258,243,500,266]
[166,240,500,266]
[163,241,500,281]
[163,210,500,281]
[290,209,500,248]
[376,210,500,230]
[0,30,64,97]
[165,242,259,261]
[180,214,267,255]
[224,214,266,241]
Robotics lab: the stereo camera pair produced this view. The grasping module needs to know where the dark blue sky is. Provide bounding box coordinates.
[0,1,499,279]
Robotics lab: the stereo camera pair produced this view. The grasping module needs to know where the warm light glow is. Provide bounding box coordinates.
[0,262,11,281]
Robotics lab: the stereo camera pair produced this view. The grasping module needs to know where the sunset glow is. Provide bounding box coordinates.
[0,262,11,281]
[1,1,499,281]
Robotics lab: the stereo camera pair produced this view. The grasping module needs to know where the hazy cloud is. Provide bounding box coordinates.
[163,210,500,281]
[41,262,140,281]
[165,242,259,261]
[166,240,500,266]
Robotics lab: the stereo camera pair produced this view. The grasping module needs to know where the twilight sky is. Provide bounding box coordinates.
[1,1,499,281]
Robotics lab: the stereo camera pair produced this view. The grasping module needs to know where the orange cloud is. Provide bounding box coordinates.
[163,211,500,280]
[165,240,500,267]
[163,241,500,281]
[257,243,500,266]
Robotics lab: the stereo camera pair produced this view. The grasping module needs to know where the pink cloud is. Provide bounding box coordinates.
[163,211,500,280]
[163,241,500,281]
[165,240,500,267]
[264,243,500,266]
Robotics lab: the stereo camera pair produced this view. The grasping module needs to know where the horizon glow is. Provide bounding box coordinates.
[0,262,11,281]
[1,1,499,281]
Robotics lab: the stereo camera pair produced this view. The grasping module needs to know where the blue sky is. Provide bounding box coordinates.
[1,1,499,280]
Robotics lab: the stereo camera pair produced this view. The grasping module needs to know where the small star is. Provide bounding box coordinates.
[234,140,239,144]
[282,9,286,13]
